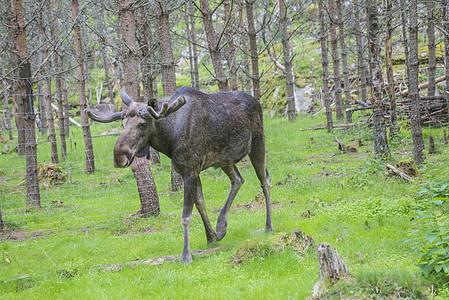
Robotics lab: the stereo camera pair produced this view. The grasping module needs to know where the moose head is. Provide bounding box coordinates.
[86,89,186,168]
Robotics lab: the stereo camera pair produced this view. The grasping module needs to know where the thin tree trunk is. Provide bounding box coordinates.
[199,0,229,91]
[367,0,389,158]
[188,2,200,90]
[1,46,15,140]
[35,47,47,135]
[384,0,398,137]
[154,0,183,191]
[98,11,115,104]
[353,0,367,104]
[118,0,160,216]
[9,0,41,208]
[224,0,238,91]
[71,0,95,173]
[279,0,296,122]
[427,0,436,97]
[400,0,410,81]
[62,78,70,137]
[328,0,344,121]
[337,0,351,123]
[40,14,59,164]
[409,0,425,164]
[444,0,449,123]
[136,6,161,166]
[246,0,260,99]
[47,0,66,159]
[319,0,333,133]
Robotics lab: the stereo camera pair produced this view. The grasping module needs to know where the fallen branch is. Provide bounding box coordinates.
[400,75,446,96]
[50,103,81,128]
[97,247,222,272]
[386,164,414,182]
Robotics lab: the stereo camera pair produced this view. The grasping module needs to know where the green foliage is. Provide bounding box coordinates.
[411,167,449,281]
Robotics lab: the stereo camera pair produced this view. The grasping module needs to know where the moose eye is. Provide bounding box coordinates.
[138,123,147,129]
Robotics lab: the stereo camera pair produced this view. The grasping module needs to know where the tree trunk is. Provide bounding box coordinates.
[47,0,67,159]
[384,0,398,137]
[367,0,389,158]
[409,0,425,164]
[62,79,70,137]
[40,14,59,164]
[353,0,367,105]
[136,6,161,166]
[246,0,260,100]
[427,0,436,97]
[35,49,47,135]
[319,0,333,133]
[444,0,449,123]
[71,0,95,173]
[400,0,410,81]
[9,0,41,208]
[337,0,352,123]
[118,0,160,216]
[199,0,229,91]
[328,0,344,121]
[154,0,183,191]
[224,0,238,91]
[1,45,14,140]
[279,0,296,122]
[187,2,200,90]
[98,10,115,104]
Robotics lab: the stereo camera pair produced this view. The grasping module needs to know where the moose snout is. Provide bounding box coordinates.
[113,141,134,168]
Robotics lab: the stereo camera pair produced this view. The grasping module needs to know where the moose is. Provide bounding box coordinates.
[87,86,273,263]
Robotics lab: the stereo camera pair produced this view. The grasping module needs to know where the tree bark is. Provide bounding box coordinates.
[9,0,41,208]
[47,0,67,159]
[384,0,398,137]
[444,0,449,123]
[409,0,425,164]
[328,0,344,121]
[35,49,47,135]
[337,0,351,123]
[224,0,238,91]
[154,0,183,191]
[367,0,389,158]
[279,0,296,122]
[400,0,411,81]
[187,2,200,90]
[98,10,115,104]
[118,0,160,216]
[199,0,229,91]
[136,6,161,166]
[1,44,14,140]
[246,0,261,99]
[427,0,436,97]
[71,0,95,173]
[353,0,367,105]
[319,0,333,133]
[40,12,59,164]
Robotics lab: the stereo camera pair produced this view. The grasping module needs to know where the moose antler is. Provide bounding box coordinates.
[86,104,124,123]
[146,96,186,120]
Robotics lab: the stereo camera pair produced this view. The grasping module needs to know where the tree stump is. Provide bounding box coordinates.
[312,243,354,297]
[429,135,435,154]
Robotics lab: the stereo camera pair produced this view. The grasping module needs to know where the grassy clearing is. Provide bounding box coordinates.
[1,113,448,298]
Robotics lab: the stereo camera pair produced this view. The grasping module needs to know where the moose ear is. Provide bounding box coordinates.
[148,98,158,110]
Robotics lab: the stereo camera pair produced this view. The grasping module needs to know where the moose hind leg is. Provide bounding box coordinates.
[181,182,195,264]
[249,143,274,232]
[216,165,244,241]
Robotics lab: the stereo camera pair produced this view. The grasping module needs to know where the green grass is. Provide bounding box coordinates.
[1,114,448,298]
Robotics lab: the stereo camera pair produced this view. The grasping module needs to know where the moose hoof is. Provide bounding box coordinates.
[181,253,192,264]
[216,227,227,241]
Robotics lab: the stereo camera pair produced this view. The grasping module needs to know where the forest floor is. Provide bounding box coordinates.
[1,113,449,299]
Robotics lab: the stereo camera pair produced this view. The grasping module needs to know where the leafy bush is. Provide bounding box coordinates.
[412,167,449,281]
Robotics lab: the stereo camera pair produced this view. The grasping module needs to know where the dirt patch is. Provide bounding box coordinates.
[0,228,45,241]
[38,163,67,186]
[387,160,419,179]
[233,192,266,211]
